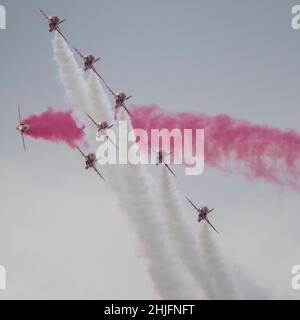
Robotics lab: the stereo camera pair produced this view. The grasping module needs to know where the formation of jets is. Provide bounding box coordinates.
[154,149,218,232]
[16,9,219,234]
[74,46,132,117]
[39,9,133,118]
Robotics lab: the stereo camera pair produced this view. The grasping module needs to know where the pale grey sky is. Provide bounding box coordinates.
[0,0,300,299]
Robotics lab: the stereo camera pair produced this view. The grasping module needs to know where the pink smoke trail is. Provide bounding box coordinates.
[131,105,300,190]
[23,108,84,148]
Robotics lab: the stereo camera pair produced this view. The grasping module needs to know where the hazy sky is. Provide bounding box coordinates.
[1,0,300,299]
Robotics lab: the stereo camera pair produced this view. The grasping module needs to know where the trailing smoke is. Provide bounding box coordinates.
[105,110,199,299]
[49,30,270,299]
[23,107,84,148]
[131,105,300,190]
[200,224,238,299]
[159,166,217,299]
[86,71,113,124]
[52,31,94,146]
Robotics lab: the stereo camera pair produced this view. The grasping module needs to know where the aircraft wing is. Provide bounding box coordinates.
[58,19,66,25]
[106,135,119,150]
[121,102,133,118]
[18,104,22,123]
[39,8,48,20]
[208,208,215,215]
[76,146,86,158]
[107,124,114,129]
[125,95,132,101]
[73,47,85,59]
[186,197,199,211]
[93,166,105,181]
[21,132,26,152]
[56,29,70,45]
[205,218,220,235]
[92,68,115,96]
[165,164,176,177]
[85,113,98,127]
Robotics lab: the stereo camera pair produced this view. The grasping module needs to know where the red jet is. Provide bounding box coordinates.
[113,92,133,117]
[86,71,133,118]
[89,75,133,118]
[16,105,30,152]
[39,9,69,43]
[85,113,113,133]
[186,197,219,234]
[94,77,133,118]
[73,48,101,71]
[85,113,118,149]
[76,146,105,181]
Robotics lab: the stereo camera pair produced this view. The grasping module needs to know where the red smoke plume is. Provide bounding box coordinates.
[131,105,300,190]
[23,108,84,148]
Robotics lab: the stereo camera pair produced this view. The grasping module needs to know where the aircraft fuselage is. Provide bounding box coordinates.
[16,124,30,133]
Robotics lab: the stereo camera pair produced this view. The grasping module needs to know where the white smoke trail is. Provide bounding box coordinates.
[85,70,118,161]
[200,223,238,299]
[100,110,199,299]
[86,71,113,123]
[198,222,269,299]
[51,33,234,298]
[159,166,217,299]
[78,64,197,298]
[52,32,94,144]
[52,30,199,298]
[52,30,270,300]
[232,263,270,299]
